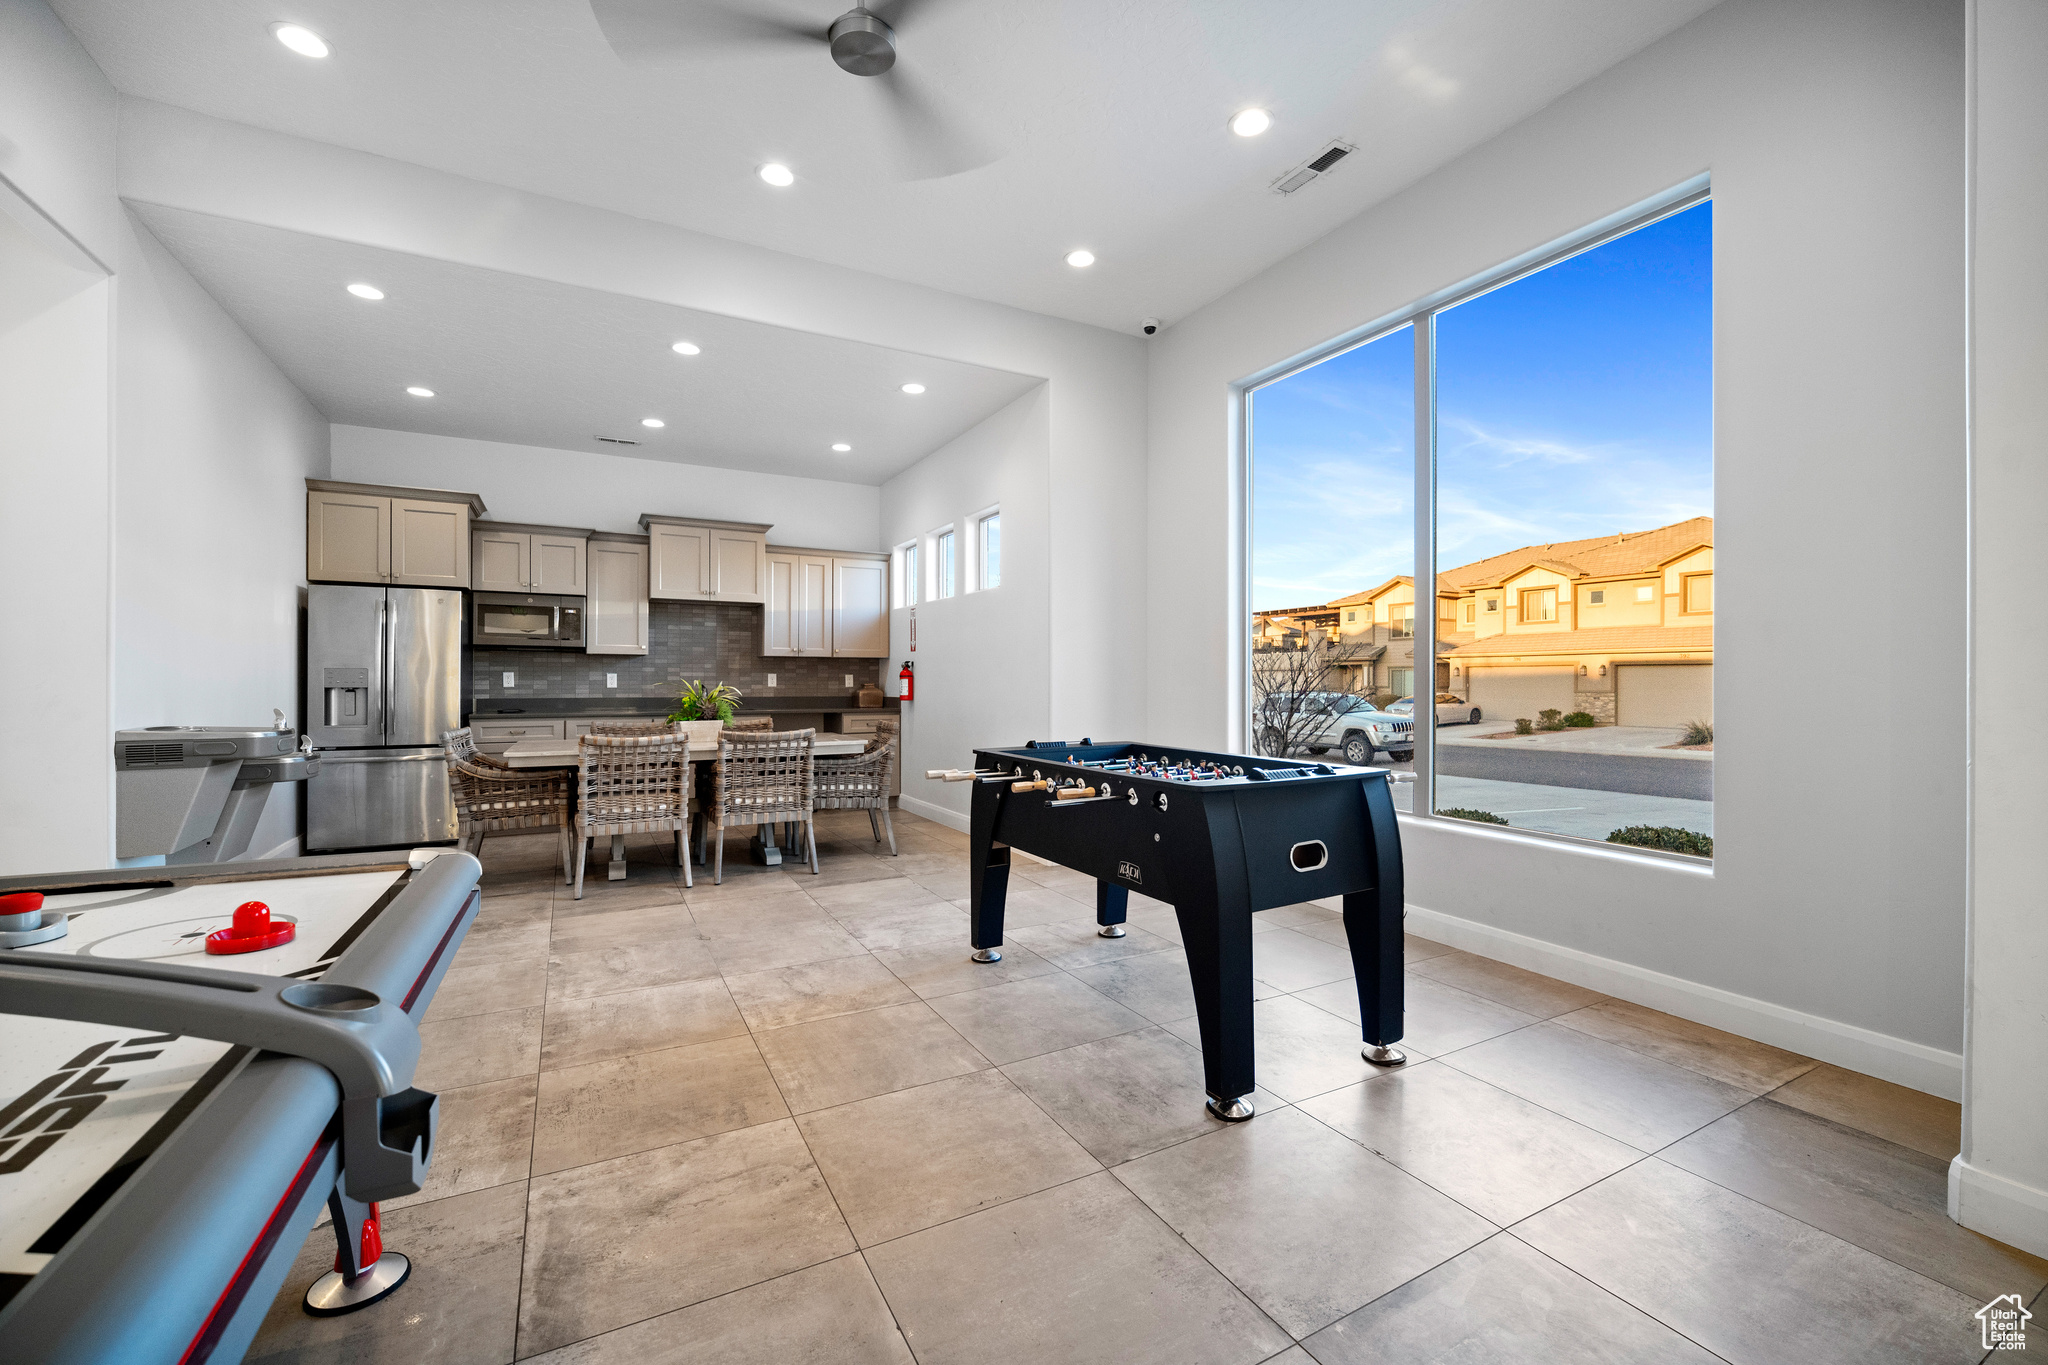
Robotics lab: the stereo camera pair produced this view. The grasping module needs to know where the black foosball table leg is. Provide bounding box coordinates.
[1095,881,1128,937]
[1174,889,1258,1121]
[969,793,1011,964]
[305,1187,411,1317]
[1343,889,1407,1066]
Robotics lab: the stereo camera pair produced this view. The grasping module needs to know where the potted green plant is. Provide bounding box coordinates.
[669,680,742,746]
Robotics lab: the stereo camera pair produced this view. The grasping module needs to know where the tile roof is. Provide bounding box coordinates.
[1446,624,1715,658]
[1439,517,1713,590]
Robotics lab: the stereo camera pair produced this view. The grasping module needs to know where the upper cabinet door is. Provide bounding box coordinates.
[762,553,796,657]
[531,535,587,593]
[586,540,649,655]
[796,556,831,654]
[308,490,391,584]
[390,498,471,587]
[832,558,889,657]
[709,529,766,603]
[649,523,711,600]
[473,530,529,592]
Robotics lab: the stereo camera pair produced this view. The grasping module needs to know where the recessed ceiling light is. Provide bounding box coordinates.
[1064,250,1096,268]
[642,418,666,429]
[271,22,330,58]
[1229,108,1272,137]
[346,283,384,300]
[671,341,701,356]
[900,383,925,395]
[831,443,852,452]
[758,163,795,188]
[405,386,434,398]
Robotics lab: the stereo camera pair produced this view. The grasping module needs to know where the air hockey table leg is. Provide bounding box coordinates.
[305,1189,411,1316]
[1095,880,1128,937]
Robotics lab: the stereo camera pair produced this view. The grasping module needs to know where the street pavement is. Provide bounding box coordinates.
[1437,743,1711,801]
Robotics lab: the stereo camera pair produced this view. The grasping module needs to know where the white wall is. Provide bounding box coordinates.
[0,0,328,870]
[884,388,1052,825]
[1952,0,2048,1260]
[113,214,329,859]
[332,425,881,550]
[1147,0,1967,1093]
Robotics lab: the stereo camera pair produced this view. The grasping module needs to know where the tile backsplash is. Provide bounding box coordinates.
[472,601,885,703]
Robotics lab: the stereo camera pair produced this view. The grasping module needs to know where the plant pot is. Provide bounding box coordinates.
[674,719,726,750]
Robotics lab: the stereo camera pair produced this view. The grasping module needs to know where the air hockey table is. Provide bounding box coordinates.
[0,848,482,1365]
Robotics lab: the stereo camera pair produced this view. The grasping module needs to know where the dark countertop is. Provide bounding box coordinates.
[466,695,898,719]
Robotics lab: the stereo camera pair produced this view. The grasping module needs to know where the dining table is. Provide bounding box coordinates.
[501,734,870,879]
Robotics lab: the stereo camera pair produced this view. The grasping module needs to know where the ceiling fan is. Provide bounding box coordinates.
[588,0,999,181]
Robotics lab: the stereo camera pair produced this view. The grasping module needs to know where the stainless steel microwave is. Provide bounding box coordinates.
[472,592,585,648]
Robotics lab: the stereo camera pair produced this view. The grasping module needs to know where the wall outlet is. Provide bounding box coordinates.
[766,673,777,688]
[606,673,618,688]
[502,671,515,687]
[844,674,854,689]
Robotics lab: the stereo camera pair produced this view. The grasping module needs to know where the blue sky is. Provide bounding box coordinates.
[1250,200,1713,611]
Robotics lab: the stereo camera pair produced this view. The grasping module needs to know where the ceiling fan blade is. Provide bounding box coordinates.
[869,68,1002,181]
[589,0,823,62]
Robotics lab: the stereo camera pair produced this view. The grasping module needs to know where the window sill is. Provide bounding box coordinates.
[1396,809,1714,874]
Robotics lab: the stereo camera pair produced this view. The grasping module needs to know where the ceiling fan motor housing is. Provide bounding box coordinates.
[829,8,896,76]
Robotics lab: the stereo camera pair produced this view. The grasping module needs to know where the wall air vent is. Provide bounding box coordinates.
[1270,140,1357,196]
[595,436,641,445]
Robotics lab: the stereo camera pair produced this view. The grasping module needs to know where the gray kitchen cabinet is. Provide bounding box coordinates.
[307,480,484,587]
[472,522,589,593]
[763,546,888,658]
[642,515,770,604]
[832,553,890,657]
[764,550,832,656]
[586,533,649,655]
[470,718,565,756]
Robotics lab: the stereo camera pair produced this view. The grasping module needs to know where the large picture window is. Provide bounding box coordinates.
[1248,194,1713,857]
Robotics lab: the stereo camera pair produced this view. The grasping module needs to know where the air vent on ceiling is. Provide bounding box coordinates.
[1270,140,1357,196]
[595,436,640,445]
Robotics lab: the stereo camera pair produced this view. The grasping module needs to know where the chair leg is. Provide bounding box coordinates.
[558,825,572,885]
[868,809,881,843]
[675,826,693,889]
[471,828,486,860]
[806,818,819,875]
[881,806,897,856]
[714,827,725,885]
[573,828,588,900]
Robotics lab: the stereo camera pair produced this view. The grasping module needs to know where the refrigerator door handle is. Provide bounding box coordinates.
[379,598,392,743]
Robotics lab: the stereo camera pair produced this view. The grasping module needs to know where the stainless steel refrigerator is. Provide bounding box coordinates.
[304,584,464,850]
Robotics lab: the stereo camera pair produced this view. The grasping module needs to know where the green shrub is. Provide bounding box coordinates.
[1371,690,1397,710]
[1440,808,1508,825]
[1537,708,1564,731]
[1607,825,1713,857]
[1562,711,1596,728]
[1681,719,1713,746]
[1514,718,1534,735]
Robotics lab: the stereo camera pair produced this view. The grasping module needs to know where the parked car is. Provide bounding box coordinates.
[1301,698,1414,766]
[1389,693,1483,725]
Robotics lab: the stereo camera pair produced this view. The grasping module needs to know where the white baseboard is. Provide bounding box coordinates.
[1404,903,1964,1101]
[1949,1156,2048,1260]
[897,793,969,833]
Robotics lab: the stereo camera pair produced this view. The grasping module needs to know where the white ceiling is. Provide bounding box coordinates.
[57,0,1721,332]
[133,203,1041,484]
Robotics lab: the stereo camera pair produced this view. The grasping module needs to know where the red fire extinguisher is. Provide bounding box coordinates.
[898,661,914,702]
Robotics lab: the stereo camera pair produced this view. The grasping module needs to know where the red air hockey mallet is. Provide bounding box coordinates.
[204,900,297,955]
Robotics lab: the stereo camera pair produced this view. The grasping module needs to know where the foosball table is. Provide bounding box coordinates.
[931,740,1407,1122]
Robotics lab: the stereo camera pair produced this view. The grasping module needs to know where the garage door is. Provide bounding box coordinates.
[1465,667,1576,725]
[1616,663,1713,727]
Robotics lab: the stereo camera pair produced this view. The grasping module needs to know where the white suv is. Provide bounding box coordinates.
[1303,698,1414,765]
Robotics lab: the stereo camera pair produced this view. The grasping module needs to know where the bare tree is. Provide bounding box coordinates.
[1250,635,1337,757]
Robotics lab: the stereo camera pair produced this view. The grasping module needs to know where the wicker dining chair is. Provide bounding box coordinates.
[813,720,899,856]
[706,729,817,882]
[441,727,573,884]
[575,733,693,898]
[588,718,675,737]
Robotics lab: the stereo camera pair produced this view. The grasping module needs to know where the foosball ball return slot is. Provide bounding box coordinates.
[932,738,1410,1123]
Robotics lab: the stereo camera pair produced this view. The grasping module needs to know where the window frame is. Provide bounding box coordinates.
[1682,571,1713,614]
[894,539,920,608]
[970,505,1001,591]
[1519,587,1558,623]
[1237,175,1710,854]
[933,526,957,600]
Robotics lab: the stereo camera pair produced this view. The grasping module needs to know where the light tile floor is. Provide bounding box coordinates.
[248,811,2047,1365]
